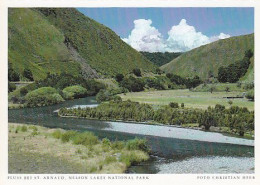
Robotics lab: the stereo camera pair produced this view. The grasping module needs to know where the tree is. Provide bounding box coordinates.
[133,68,142,77]
[225,87,230,92]
[8,63,20,81]
[169,102,179,108]
[115,73,124,82]
[23,68,34,81]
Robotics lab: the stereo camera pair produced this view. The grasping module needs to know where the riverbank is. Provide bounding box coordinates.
[58,115,254,140]
[8,123,149,174]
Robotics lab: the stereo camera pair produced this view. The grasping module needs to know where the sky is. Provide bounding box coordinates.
[78,8,254,52]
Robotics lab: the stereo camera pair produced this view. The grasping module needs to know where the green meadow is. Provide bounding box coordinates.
[119,89,254,111]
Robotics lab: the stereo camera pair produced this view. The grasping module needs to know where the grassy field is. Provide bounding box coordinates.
[119,89,254,111]
[8,123,149,174]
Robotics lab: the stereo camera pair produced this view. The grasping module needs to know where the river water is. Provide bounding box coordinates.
[8,97,254,174]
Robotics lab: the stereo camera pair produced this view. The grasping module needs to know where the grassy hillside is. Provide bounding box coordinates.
[140,52,181,66]
[8,8,99,81]
[161,34,254,80]
[36,8,157,76]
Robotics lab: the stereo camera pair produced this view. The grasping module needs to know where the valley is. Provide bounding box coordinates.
[8,8,255,174]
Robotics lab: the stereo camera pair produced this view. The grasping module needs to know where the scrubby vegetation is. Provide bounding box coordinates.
[246,90,254,101]
[25,87,64,107]
[59,100,254,137]
[9,73,106,108]
[9,123,150,173]
[62,85,88,100]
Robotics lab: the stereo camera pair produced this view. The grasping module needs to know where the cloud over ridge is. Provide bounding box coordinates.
[123,19,230,52]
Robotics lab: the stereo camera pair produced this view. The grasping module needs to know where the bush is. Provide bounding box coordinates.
[8,82,16,93]
[61,130,77,143]
[120,77,145,92]
[133,68,142,77]
[111,141,125,150]
[115,73,124,82]
[23,68,34,81]
[181,103,184,108]
[126,138,149,152]
[169,102,179,108]
[103,156,117,164]
[8,63,20,81]
[62,85,88,100]
[21,125,27,132]
[246,90,254,101]
[25,87,64,107]
[52,130,62,139]
[72,132,99,146]
[20,87,28,96]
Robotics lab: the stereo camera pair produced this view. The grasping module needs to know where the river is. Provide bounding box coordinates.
[8,97,254,174]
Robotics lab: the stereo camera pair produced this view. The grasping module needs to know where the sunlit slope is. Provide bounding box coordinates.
[8,8,86,80]
[161,34,254,80]
[36,8,157,76]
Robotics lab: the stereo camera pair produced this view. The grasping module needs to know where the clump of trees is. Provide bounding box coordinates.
[62,85,88,100]
[25,87,64,107]
[59,101,254,137]
[120,76,145,92]
[96,89,123,103]
[23,68,34,81]
[217,49,253,83]
[166,73,202,89]
[36,73,105,96]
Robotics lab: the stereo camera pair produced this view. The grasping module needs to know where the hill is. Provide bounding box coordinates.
[161,34,254,80]
[8,8,97,81]
[140,52,181,66]
[8,8,156,81]
[36,8,156,76]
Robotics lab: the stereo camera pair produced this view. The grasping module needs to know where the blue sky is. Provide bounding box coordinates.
[78,8,254,52]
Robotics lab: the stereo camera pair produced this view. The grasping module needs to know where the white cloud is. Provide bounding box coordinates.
[122,19,165,52]
[209,32,231,42]
[165,19,210,52]
[123,19,231,52]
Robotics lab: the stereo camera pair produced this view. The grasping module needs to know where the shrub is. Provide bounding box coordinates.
[181,103,184,108]
[126,138,149,152]
[102,138,111,147]
[246,90,254,101]
[8,63,20,81]
[133,68,142,77]
[23,68,34,81]
[25,87,64,107]
[111,141,125,150]
[120,77,145,92]
[115,73,124,82]
[29,125,38,131]
[31,130,39,136]
[21,125,27,132]
[61,130,77,143]
[72,132,99,146]
[8,82,16,93]
[20,87,28,96]
[228,100,233,106]
[169,102,179,108]
[62,85,88,100]
[103,156,117,165]
[52,130,62,139]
